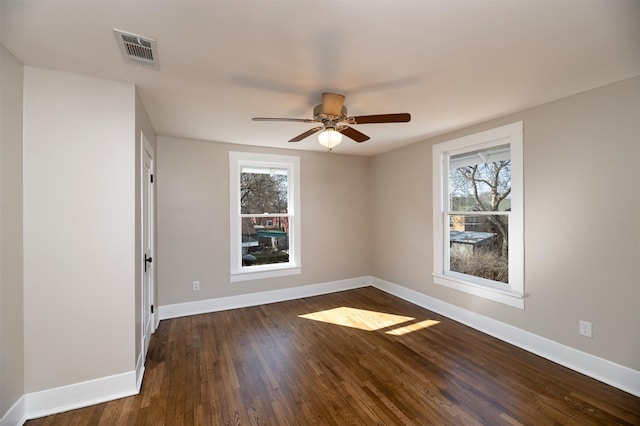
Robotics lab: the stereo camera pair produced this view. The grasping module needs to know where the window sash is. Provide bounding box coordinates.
[445,212,510,284]
[446,211,509,216]
[240,165,289,214]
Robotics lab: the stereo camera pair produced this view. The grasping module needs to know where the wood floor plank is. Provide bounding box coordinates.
[26,287,640,425]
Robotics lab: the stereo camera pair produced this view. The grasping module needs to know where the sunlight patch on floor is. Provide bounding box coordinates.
[298,307,439,335]
[299,307,412,331]
[384,319,441,335]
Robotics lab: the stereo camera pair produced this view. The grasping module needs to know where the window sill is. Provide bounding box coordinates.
[433,273,524,309]
[230,265,301,283]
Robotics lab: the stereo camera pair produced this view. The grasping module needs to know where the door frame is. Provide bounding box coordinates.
[141,133,155,359]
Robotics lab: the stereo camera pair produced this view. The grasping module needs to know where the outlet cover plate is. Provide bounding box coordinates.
[579,320,592,338]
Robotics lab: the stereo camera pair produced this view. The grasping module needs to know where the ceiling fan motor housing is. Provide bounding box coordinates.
[313,104,347,125]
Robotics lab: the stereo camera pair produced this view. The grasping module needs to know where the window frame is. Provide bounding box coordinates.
[229,152,301,282]
[432,122,524,309]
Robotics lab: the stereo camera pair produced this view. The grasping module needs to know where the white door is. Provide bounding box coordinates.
[142,137,155,358]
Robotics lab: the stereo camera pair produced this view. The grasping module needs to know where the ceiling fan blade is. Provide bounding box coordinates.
[350,113,411,124]
[338,126,370,143]
[322,93,345,116]
[289,126,324,142]
[253,117,318,123]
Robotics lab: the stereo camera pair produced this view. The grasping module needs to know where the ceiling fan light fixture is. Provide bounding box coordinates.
[318,128,342,150]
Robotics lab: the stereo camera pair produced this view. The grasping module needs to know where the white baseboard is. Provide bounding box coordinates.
[158,276,371,320]
[371,277,640,397]
[135,350,145,393]
[24,370,139,422]
[0,395,26,426]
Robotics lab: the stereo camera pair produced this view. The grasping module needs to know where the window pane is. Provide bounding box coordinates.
[449,214,509,284]
[449,145,511,212]
[241,166,288,214]
[241,216,290,266]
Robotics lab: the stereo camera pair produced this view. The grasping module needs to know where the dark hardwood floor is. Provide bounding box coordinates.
[27,287,639,425]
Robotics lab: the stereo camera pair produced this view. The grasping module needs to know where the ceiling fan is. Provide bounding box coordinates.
[252,93,411,150]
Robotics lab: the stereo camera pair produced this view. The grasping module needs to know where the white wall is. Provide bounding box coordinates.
[23,67,137,392]
[370,76,640,371]
[0,46,25,420]
[157,138,370,306]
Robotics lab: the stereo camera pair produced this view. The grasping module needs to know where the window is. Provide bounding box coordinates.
[229,152,301,282]
[432,122,524,308]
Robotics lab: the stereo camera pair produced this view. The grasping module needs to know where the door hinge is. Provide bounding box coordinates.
[151,305,154,314]
[150,174,154,183]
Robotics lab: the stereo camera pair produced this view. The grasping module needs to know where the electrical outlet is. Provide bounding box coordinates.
[579,320,592,338]
[193,280,200,291]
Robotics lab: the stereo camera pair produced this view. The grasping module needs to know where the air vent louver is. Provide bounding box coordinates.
[114,29,158,69]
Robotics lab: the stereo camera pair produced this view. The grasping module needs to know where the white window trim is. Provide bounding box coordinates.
[229,152,301,282]
[432,122,524,309]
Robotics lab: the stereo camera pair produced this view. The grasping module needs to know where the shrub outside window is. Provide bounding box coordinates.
[432,122,524,308]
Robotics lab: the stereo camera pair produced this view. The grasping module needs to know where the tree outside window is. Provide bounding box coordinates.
[449,147,511,284]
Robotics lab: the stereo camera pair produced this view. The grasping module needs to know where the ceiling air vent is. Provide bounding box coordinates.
[114,29,159,69]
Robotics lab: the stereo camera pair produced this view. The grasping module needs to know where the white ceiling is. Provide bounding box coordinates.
[2,1,639,156]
